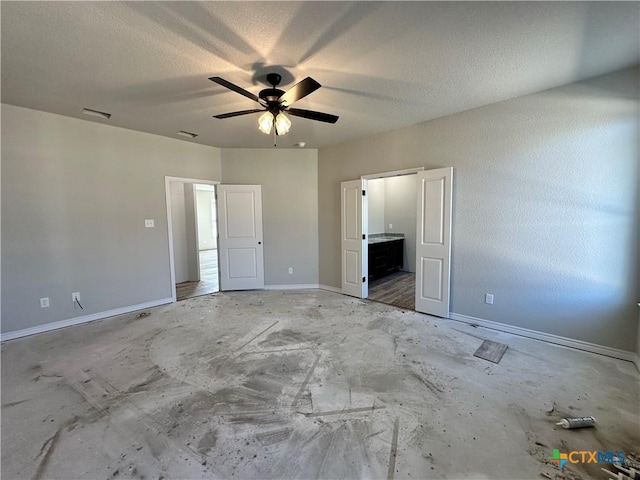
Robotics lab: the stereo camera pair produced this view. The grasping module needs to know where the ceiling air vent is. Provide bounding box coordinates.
[81,108,111,119]
[177,131,198,139]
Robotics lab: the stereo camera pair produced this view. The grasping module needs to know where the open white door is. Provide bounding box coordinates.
[217,185,264,291]
[415,168,453,317]
[341,179,368,298]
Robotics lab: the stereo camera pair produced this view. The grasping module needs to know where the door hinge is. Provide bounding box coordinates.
[362,189,366,196]
[362,234,366,240]
[362,276,366,283]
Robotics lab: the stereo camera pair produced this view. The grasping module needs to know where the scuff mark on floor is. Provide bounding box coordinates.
[387,417,400,480]
[32,428,61,480]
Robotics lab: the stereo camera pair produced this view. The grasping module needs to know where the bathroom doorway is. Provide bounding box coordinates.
[366,174,418,310]
[341,167,453,317]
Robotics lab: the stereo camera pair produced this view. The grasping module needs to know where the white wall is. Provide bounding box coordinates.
[319,67,639,352]
[221,148,319,286]
[1,104,221,334]
[196,188,216,250]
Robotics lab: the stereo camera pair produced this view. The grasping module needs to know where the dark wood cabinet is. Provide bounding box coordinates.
[368,239,403,281]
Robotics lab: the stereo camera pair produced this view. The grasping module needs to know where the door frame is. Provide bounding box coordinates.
[165,176,220,302]
[347,166,452,316]
[361,167,425,180]
[359,168,423,301]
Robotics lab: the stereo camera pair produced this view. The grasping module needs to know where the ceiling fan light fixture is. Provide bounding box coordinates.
[258,111,274,135]
[275,112,291,135]
[211,73,338,140]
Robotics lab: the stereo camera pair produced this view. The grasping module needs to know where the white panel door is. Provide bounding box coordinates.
[217,185,264,291]
[341,179,368,298]
[415,168,453,317]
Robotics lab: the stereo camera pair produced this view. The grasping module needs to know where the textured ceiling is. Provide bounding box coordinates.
[2,1,639,149]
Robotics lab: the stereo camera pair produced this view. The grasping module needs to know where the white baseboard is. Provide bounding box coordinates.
[318,284,343,294]
[6,292,636,371]
[449,312,637,365]
[1,297,174,342]
[264,284,320,291]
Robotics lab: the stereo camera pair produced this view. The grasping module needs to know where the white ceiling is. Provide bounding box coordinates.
[2,1,638,149]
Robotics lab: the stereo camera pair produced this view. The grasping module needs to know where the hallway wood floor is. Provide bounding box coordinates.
[176,249,219,301]
[367,271,415,310]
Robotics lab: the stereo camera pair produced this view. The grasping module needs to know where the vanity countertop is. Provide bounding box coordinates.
[368,235,404,245]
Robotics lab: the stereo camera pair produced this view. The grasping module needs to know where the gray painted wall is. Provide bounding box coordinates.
[367,178,385,234]
[319,67,639,352]
[367,176,417,273]
[221,148,319,286]
[183,183,199,282]
[2,104,222,333]
[384,175,417,273]
[170,182,202,283]
[170,181,190,284]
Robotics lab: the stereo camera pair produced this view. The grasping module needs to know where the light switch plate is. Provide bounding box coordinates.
[145,219,154,228]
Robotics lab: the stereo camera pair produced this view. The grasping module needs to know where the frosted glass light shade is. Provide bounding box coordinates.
[275,112,291,135]
[258,111,274,134]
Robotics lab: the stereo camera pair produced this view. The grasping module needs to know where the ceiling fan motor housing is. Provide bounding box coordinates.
[259,73,285,106]
[259,88,285,104]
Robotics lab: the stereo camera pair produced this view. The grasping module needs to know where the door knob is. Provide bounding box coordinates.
[258,241,262,245]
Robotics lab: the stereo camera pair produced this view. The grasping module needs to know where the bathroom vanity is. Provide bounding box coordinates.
[368,235,404,281]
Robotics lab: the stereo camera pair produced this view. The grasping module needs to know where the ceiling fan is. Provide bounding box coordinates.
[209,73,339,138]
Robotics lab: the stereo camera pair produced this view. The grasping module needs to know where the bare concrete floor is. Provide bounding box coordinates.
[2,290,638,480]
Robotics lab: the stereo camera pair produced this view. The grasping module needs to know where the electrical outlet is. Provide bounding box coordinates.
[288,267,293,275]
[145,219,154,228]
[40,297,50,308]
[388,223,393,229]
[485,293,494,305]
[72,292,81,303]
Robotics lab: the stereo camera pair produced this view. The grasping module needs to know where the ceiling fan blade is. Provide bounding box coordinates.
[213,109,264,119]
[209,76,260,103]
[287,108,339,124]
[279,77,321,106]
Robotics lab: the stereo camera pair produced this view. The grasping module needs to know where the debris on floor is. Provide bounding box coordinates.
[602,464,640,480]
[556,416,596,429]
[602,453,640,480]
[1,290,638,480]
[473,339,508,363]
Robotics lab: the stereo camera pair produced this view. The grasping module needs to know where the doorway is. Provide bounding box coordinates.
[341,167,453,318]
[366,174,418,310]
[176,184,220,301]
[166,177,220,302]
